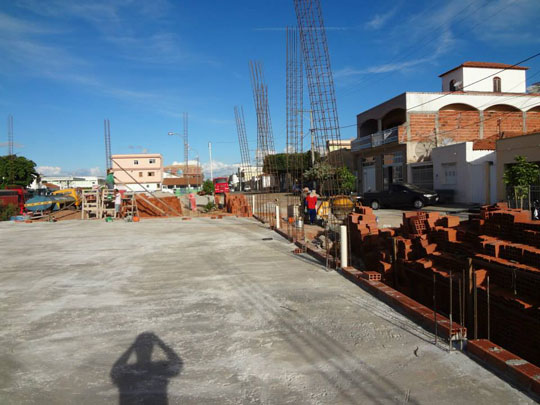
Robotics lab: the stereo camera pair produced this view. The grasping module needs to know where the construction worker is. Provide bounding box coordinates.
[306,190,318,225]
[106,169,115,190]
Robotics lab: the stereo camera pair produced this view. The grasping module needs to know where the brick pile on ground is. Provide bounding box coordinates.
[346,202,540,367]
[135,195,183,217]
[224,193,252,217]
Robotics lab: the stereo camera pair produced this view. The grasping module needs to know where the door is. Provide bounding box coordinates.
[363,166,376,193]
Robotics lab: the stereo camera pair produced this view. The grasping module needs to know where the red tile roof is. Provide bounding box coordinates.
[439,62,529,77]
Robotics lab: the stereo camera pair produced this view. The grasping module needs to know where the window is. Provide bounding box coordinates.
[134,160,139,165]
[442,163,457,185]
[149,158,156,164]
[493,77,501,92]
[139,172,143,178]
[449,80,456,92]
[148,172,155,177]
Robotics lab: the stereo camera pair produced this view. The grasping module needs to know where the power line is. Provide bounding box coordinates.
[325,52,540,132]
[339,0,514,98]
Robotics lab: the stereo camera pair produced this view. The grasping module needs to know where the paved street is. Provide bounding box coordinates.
[0,217,533,404]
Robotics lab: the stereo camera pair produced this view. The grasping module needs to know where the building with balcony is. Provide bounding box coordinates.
[352,62,540,193]
[112,153,163,192]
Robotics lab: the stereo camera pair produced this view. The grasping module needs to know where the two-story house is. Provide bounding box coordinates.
[352,62,540,193]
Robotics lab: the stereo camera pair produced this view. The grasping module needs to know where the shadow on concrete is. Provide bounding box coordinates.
[111,332,182,405]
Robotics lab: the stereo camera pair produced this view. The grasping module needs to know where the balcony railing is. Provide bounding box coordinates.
[351,126,399,152]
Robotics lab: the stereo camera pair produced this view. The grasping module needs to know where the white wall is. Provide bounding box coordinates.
[432,142,495,204]
[441,69,464,92]
[406,92,540,113]
[462,67,526,93]
[116,183,162,193]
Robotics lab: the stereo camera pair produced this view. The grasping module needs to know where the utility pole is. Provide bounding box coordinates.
[208,141,213,181]
[7,115,14,156]
[310,110,315,166]
[299,110,315,165]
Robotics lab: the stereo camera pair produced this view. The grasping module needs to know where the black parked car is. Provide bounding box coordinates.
[361,183,439,210]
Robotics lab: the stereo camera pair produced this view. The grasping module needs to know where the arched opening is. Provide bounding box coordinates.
[449,80,456,92]
[381,108,406,130]
[440,103,478,111]
[359,119,378,137]
[493,77,501,92]
[485,104,521,112]
[527,105,540,112]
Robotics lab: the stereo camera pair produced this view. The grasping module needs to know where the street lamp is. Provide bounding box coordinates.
[167,131,183,162]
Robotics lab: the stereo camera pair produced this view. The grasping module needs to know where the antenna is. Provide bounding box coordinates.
[183,112,188,175]
[7,114,13,156]
[104,119,112,171]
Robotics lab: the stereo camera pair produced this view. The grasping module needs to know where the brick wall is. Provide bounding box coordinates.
[408,113,436,142]
[484,111,523,138]
[438,110,481,142]
[526,111,540,133]
[406,110,530,143]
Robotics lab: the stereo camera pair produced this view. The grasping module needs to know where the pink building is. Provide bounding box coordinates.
[111,153,163,192]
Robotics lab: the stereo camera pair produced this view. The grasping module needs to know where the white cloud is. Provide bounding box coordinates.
[171,159,239,178]
[365,7,399,30]
[72,166,104,176]
[37,165,62,175]
[128,145,149,154]
[204,161,240,178]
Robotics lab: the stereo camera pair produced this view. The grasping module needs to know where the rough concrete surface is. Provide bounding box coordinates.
[0,217,534,404]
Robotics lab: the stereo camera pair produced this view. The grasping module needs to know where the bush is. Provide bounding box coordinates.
[203,201,216,212]
[202,179,214,195]
[0,203,18,221]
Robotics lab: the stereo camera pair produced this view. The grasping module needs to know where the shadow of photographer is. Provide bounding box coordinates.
[111,332,182,405]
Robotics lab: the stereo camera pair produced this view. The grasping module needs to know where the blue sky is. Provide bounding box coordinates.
[1,0,540,177]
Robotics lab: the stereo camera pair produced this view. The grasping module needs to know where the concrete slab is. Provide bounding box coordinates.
[0,217,533,404]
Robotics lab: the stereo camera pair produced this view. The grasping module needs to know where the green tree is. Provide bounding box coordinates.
[0,155,38,188]
[303,162,334,195]
[202,179,214,194]
[503,155,540,208]
[336,166,356,194]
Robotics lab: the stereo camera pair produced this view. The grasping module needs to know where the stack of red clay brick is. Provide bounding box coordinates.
[346,202,540,367]
[135,195,183,217]
[224,193,252,217]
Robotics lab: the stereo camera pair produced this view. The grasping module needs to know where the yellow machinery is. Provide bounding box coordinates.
[317,195,354,224]
[52,188,81,207]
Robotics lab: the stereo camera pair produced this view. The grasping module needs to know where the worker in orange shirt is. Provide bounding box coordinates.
[306,190,318,225]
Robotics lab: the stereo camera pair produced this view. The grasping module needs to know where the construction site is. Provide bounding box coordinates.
[2,0,540,404]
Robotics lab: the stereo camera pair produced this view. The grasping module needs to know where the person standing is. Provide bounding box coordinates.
[306,190,318,225]
[114,189,122,219]
[106,169,115,190]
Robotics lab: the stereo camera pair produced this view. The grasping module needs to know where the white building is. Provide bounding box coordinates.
[439,61,527,93]
[39,176,105,189]
[432,142,496,205]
